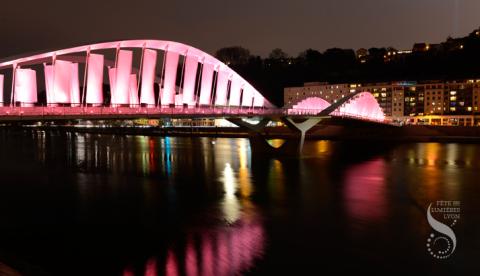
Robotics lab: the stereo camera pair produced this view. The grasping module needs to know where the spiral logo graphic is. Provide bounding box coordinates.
[426,202,460,259]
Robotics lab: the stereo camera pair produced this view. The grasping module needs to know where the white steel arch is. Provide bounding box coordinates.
[0,40,272,108]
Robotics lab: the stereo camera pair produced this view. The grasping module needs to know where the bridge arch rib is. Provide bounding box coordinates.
[0,40,273,109]
[287,97,330,115]
[333,92,385,121]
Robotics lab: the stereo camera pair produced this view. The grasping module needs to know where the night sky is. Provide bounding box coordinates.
[1,0,478,58]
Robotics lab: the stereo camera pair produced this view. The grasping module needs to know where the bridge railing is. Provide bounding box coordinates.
[0,104,390,124]
[0,105,283,117]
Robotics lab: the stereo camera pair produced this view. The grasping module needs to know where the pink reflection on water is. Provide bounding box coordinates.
[165,250,178,276]
[123,216,264,276]
[144,258,157,276]
[344,158,387,223]
[123,268,134,276]
[185,239,198,276]
[201,234,214,276]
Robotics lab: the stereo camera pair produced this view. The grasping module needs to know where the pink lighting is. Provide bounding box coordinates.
[14,68,37,105]
[291,97,330,112]
[344,158,387,223]
[52,60,74,104]
[121,215,264,276]
[241,85,254,107]
[108,67,116,102]
[161,51,179,105]
[214,70,229,106]
[43,65,53,103]
[253,91,264,107]
[0,40,271,108]
[182,55,199,105]
[70,63,80,105]
[140,49,157,106]
[129,74,139,106]
[229,77,242,106]
[199,63,214,105]
[0,74,3,105]
[86,53,104,105]
[337,92,385,121]
[113,50,133,105]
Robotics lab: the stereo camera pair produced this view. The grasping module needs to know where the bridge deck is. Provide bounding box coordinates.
[0,106,388,124]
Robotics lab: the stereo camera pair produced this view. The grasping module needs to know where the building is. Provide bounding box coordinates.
[361,83,393,116]
[284,79,480,126]
[284,82,354,107]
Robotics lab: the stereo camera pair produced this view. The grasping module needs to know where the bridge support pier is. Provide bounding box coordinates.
[227,117,323,156]
[281,117,323,154]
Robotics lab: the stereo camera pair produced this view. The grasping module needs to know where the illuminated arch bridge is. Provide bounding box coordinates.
[0,40,270,109]
[0,39,385,124]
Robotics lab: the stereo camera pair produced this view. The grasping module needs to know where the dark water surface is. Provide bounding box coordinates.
[0,129,478,275]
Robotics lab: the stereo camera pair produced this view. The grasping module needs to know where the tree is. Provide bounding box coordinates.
[214,46,251,66]
[268,48,289,60]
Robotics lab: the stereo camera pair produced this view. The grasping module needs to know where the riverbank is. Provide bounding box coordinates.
[4,125,480,143]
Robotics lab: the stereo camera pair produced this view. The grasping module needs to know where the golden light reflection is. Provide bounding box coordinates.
[266,139,286,149]
[425,143,440,167]
[268,159,285,201]
[136,136,150,175]
[446,143,459,166]
[315,140,330,154]
[222,162,241,223]
[237,139,252,198]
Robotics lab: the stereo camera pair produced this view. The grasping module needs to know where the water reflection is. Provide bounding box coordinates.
[222,163,241,223]
[344,158,387,224]
[1,130,479,275]
[121,207,264,276]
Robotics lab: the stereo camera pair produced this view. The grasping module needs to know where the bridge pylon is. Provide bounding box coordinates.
[227,117,323,156]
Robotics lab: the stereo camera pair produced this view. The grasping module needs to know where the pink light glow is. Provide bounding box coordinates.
[161,51,179,105]
[0,74,4,105]
[113,50,133,105]
[344,158,387,223]
[253,91,264,107]
[201,233,214,276]
[182,55,199,106]
[108,67,116,102]
[199,63,214,105]
[86,53,104,105]
[229,77,242,106]
[338,92,385,121]
[70,63,80,105]
[15,68,37,105]
[52,60,73,104]
[292,97,330,111]
[144,258,157,276]
[241,85,254,107]
[43,65,53,104]
[165,250,178,276]
[140,49,157,105]
[185,239,198,276]
[0,40,272,108]
[120,212,265,276]
[214,70,229,106]
[129,74,139,106]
